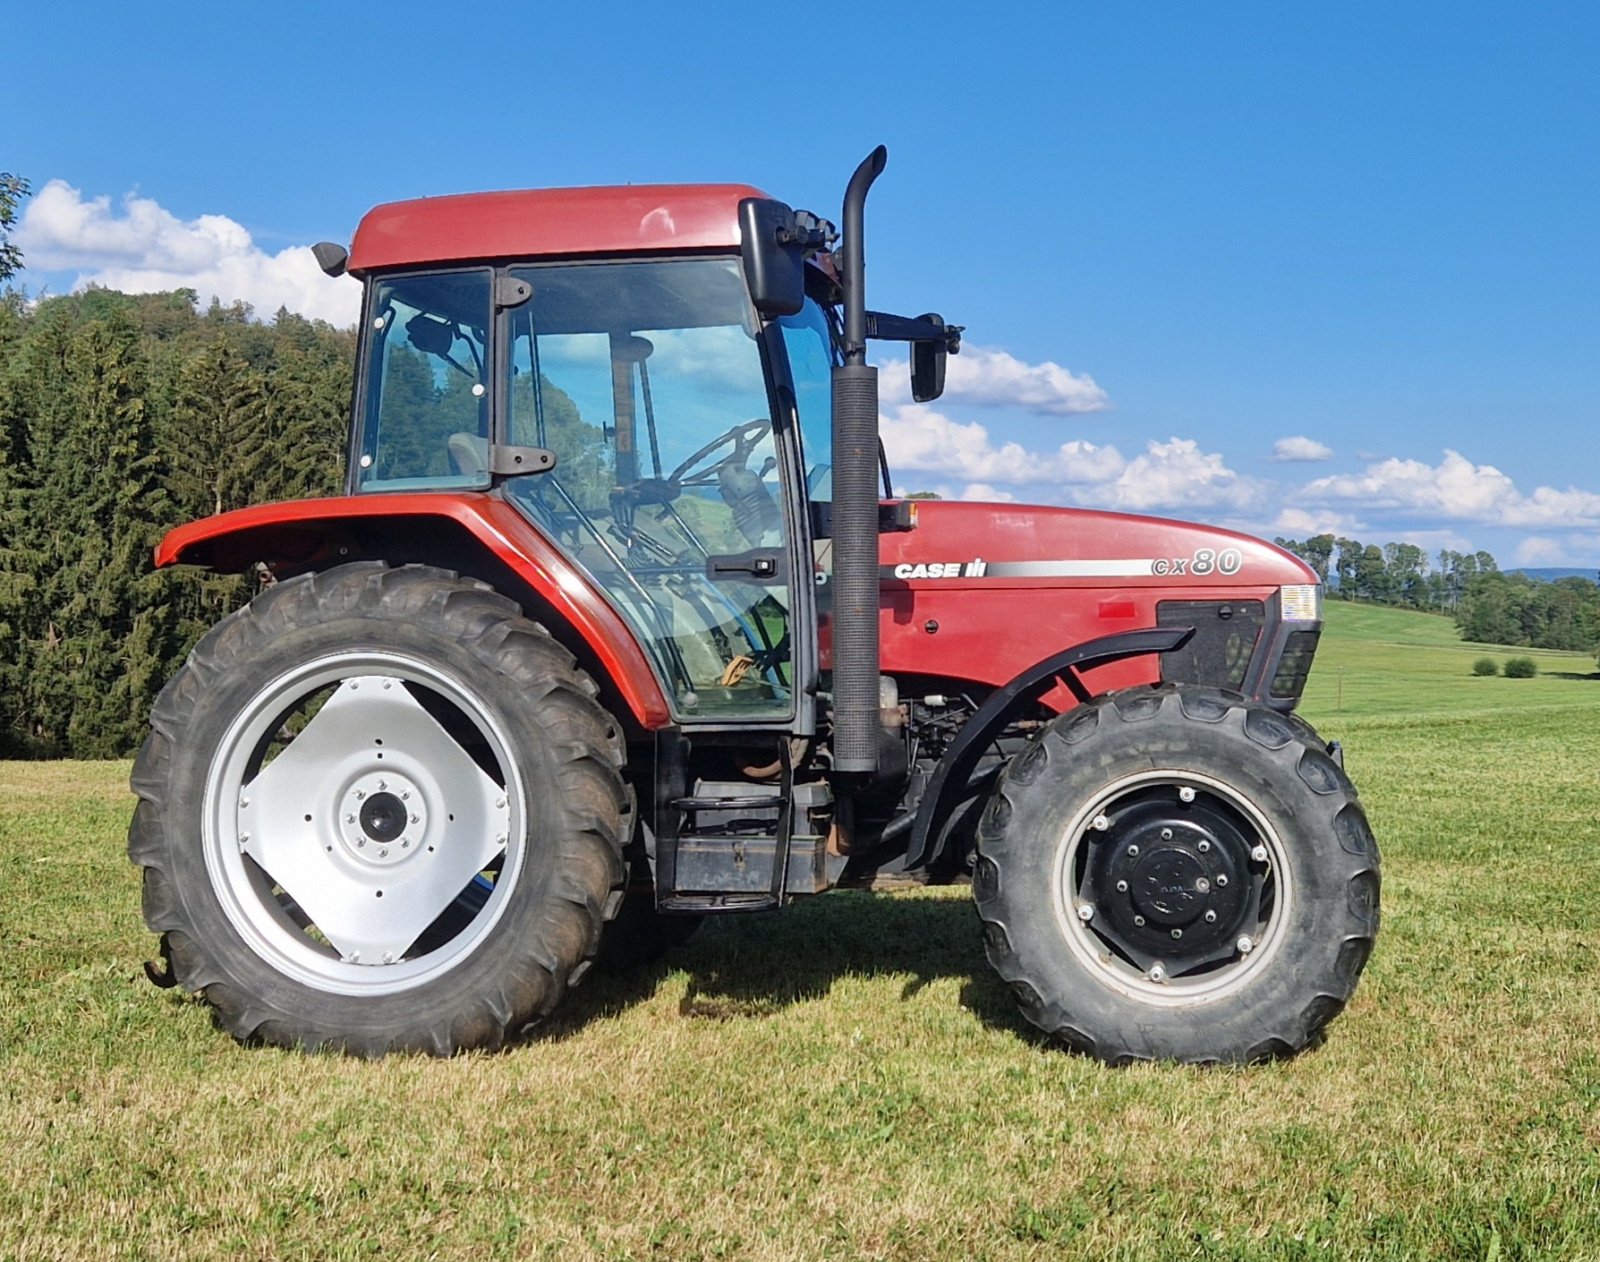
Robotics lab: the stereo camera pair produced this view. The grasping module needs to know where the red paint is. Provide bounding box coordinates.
[348,185,769,274]
[864,500,1314,705]
[156,495,673,729]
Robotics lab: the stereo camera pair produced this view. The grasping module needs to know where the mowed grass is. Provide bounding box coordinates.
[4,607,1600,1260]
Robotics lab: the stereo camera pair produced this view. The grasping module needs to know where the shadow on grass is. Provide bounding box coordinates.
[1547,671,1600,681]
[528,889,1041,1047]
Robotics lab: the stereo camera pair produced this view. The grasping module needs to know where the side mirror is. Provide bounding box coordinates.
[740,199,832,318]
[910,314,948,402]
[739,199,806,317]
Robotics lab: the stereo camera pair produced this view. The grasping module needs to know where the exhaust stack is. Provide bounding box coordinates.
[830,146,888,775]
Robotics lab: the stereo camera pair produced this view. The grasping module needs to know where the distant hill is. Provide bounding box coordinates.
[1508,568,1599,584]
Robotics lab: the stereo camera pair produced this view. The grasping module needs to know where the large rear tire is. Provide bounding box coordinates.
[973,685,1378,1064]
[128,562,630,1055]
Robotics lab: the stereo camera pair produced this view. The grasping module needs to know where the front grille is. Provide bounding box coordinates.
[1157,600,1266,690]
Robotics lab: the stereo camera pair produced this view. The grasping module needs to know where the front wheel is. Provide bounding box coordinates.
[128,563,631,1055]
[974,685,1379,1064]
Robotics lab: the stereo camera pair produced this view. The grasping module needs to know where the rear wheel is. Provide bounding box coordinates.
[128,563,630,1055]
[974,685,1379,1064]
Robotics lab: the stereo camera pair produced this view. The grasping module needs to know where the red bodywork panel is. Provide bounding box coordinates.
[871,501,1316,703]
[348,185,768,274]
[156,494,674,730]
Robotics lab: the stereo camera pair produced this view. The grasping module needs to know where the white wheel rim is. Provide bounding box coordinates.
[1051,768,1293,1007]
[202,651,524,997]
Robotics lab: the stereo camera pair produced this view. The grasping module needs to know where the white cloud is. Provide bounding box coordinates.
[1271,435,1333,462]
[1515,537,1565,566]
[880,403,1125,486]
[1302,449,1600,529]
[1087,437,1260,514]
[879,346,1109,415]
[1270,506,1364,537]
[16,180,359,325]
[957,482,1017,503]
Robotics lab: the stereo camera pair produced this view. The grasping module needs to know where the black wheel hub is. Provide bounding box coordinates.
[1077,789,1268,975]
[359,791,407,844]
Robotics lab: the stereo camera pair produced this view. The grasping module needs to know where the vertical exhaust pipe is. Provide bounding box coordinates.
[831,146,888,775]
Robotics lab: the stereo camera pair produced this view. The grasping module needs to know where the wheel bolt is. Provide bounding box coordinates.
[1133,915,1146,927]
[1160,828,1173,841]
[1237,935,1254,954]
[357,838,366,848]
[401,839,410,849]
[382,951,394,963]
[1197,839,1211,853]
[1251,845,1268,863]
[239,798,249,809]
[378,779,387,791]
[346,814,356,824]
[355,790,366,800]
[1077,904,1095,923]
[1126,844,1140,857]
[1170,928,1183,939]
[1216,874,1229,886]
[410,814,419,824]
[1178,786,1196,803]
[1116,879,1129,893]
[239,833,249,845]
[1205,910,1218,923]
[496,798,507,810]
[1091,814,1110,832]
[379,848,388,858]
[1148,964,1166,982]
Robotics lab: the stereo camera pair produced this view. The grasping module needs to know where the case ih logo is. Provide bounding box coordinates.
[891,560,990,580]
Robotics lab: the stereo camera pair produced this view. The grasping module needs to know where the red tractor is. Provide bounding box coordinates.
[129,149,1378,1064]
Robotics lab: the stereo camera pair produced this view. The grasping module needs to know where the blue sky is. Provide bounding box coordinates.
[9,1,1598,569]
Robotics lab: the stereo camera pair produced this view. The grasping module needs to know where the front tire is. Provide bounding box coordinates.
[974,685,1378,1064]
[128,563,630,1055]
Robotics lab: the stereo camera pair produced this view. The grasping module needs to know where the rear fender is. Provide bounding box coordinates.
[156,493,673,731]
[904,626,1194,872]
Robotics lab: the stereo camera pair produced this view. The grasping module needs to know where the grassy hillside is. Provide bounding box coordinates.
[2,608,1599,1259]
[1302,600,1599,724]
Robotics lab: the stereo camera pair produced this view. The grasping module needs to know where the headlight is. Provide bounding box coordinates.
[1279,584,1322,624]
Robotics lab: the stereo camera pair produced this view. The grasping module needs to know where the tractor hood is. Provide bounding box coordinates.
[880,500,1316,589]
[868,500,1319,697]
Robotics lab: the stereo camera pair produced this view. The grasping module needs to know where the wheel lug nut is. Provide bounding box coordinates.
[401,839,410,849]
[1126,844,1140,857]
[382,951,394,963]
[355,790,366,800]
[1237,935,1255,954]
[1077,904,1095,922]
[1116,879,1129,893]
[401,791,410,801]
[496,798,507,810]
[410,814,419,824]
[1170,928,1183,939]
[378,779,387,791]
[1251,845,1268,863]
[1160,828,1173,841]
[1148,964,1166,982]
[1133,915,1146,927]
[1205,910,1218,923]
[1197,839,1210,853]
[1216,874,1228,886]
[346,814,356,824]
[357,838,366,848]
[1091,814,1110,832]
[379,848,388,858]
[1178,786,1196,803]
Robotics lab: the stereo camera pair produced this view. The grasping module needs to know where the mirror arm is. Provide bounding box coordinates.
[862,310,963,354]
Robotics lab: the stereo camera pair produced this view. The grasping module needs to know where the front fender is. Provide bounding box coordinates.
[904,626,1194,872]
[157,492,673,730]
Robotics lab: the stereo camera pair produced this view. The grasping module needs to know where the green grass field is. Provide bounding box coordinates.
[3,602,1599,1260]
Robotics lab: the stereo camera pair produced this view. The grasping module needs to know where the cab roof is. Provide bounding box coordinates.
[347,183,769,275]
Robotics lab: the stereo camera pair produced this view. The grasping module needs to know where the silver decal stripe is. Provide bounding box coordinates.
[880,559,1158,580]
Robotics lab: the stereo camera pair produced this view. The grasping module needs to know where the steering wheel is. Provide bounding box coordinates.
[666,419,773,487]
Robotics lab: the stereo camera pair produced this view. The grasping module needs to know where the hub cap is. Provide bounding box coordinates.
[205,653,521,996]
[1055,769,1290,1005]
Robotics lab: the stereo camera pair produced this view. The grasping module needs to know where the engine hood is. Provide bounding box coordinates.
[880,500,1315,589]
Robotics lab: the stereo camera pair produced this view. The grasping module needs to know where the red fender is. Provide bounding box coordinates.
[156,493,673,730]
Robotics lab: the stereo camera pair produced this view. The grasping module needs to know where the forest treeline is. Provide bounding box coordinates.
[1276,533,1600,653]
[0,287,352,756]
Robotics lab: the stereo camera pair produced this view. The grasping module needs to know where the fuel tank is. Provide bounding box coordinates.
[869,500,1317,696]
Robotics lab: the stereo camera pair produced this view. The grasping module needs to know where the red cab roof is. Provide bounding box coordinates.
[347,183,769,274]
